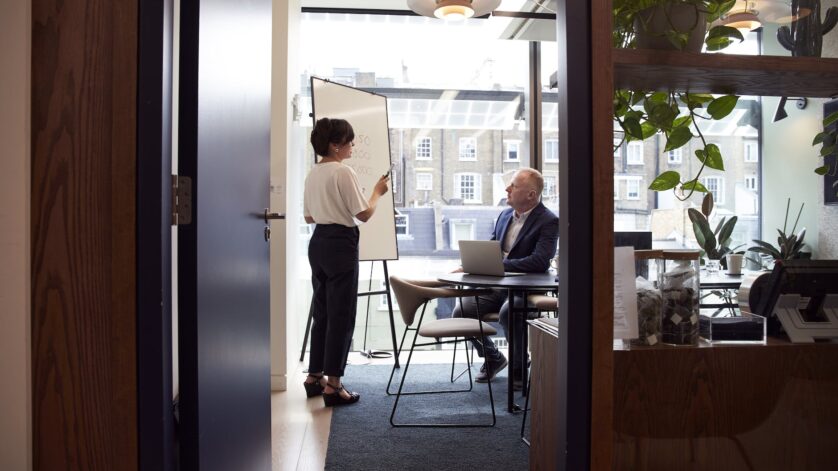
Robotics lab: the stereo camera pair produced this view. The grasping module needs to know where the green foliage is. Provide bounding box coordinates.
[813,110,838,197]
[688,193,742,261]
[613,0,743,201]
[612,0,737,49]
[748,198,807,261]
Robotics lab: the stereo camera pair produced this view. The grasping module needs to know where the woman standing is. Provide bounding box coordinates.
[302,117,389,406]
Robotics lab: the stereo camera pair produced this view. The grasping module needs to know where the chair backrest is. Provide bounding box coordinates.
[389,276,429,326]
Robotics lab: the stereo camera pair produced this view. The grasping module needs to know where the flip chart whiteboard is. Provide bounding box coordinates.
[311,77,398,261]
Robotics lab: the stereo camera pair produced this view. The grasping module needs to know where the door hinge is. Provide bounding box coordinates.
[171,175,192,226]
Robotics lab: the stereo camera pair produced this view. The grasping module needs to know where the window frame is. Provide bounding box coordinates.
[744,139,759,163]
[449,218,477,250]
[458,137,477,161]
[454,172,482,204]
[667,147,683,164]
[415,172,433,191]
[626,141,644,165]
[744,174,758,192]
[702,175,725,205]
[625,178,641,200]
[504,140,521,162]
[415,136,432,161]
[544,138,559,163]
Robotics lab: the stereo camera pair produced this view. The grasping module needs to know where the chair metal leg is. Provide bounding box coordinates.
[390,295,495,428]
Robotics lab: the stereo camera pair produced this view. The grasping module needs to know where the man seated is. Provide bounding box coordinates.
[452,168,558,388]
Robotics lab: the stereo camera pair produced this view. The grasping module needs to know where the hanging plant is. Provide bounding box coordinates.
[613,0,744,200]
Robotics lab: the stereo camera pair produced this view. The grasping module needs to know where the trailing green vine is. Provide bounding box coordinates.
[613,90,739,200]
[613,0,743,200]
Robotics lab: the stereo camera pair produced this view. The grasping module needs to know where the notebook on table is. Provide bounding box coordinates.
[459,240,526,277]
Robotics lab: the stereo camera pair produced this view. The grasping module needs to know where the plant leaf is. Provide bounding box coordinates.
[681,179,708,193]
[821,145,836,157]
[649,171,681,191]
[705,37,733,52]
[622,116,643,140]
[641,122,658,139]
[707,25,744,42]
[673,115,693,129]
[718,216,738,248]
[707,95,739,120]
[697,144,725,171]
[702,192,714,216]
[816,165,829,175]
[714,216,727,236]
[813,132,829,146]
[665,126,693,152]
[824,110,838,128]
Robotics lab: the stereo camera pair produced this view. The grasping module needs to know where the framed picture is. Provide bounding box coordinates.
[824,99,838,205]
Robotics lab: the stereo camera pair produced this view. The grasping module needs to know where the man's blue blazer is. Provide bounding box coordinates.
[491,202,559,273]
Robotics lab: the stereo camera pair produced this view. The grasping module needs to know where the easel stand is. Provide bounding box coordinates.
[299,260,401,368]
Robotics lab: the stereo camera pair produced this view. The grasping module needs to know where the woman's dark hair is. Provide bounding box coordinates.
[310,118,355,157]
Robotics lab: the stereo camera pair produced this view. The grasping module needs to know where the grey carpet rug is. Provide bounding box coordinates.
[325,362,529,471]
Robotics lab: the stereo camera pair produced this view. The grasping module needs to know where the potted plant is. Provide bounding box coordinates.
[613,0,746,202]
[688,192,743,268]
[749,198,809,262]
[613,0,742,52]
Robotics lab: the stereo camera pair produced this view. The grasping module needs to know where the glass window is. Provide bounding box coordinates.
[505,140,520,162]
[416,136,432,160]
[543,174,557,201]
[450,219,476,250]
[416,172,433,191]
[395,212,409,236]
[297,11,530,352]
[544,139,559,162]
[627,142,644,165]
[614,179,620,200]
[613,137,623,159]
[459,137,477,161]
[626,179,641,200]
[702,176,725,205]
[745,175,758,191]
[744,140,758,162]
[455,173,481,203]
[667,148,682,164]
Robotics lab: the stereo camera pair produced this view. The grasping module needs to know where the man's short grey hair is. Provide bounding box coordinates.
[517,168,544,195]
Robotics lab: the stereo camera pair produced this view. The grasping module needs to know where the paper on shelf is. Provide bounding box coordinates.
[614,246,639,340]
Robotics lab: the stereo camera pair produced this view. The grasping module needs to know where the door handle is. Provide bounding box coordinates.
[263,208,286,224]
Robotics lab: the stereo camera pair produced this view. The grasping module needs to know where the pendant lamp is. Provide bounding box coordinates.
[407,0,501,20]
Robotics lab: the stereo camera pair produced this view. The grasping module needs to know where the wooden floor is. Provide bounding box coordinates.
[271,350,487,470]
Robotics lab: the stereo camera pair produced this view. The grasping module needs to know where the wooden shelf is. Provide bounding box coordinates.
[614,48,838,98]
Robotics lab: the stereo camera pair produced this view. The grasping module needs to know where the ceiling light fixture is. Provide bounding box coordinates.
[407,0,501,20]
[720,1,762,33]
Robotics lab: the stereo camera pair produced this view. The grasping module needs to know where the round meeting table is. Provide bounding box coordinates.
[437,271,558,412]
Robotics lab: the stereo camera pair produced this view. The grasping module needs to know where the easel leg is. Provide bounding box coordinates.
[299,303,314,363]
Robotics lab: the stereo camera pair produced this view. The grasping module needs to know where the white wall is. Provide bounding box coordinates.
[270,0,301,391]
[0,0,32,469]
[760,19,836,256]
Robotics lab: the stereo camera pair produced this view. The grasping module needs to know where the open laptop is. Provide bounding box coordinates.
[459,240,525,277]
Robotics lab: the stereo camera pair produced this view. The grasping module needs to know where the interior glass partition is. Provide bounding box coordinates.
[294,11,541,352]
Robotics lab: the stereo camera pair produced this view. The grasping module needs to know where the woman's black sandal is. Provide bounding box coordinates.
[303,374,325,398]
[323,385,360,407]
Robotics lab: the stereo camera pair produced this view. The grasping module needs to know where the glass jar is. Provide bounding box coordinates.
[631,250,663,347]
[660,250,701,346]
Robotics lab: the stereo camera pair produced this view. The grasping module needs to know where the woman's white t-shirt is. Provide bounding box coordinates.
[303,161,369,227]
